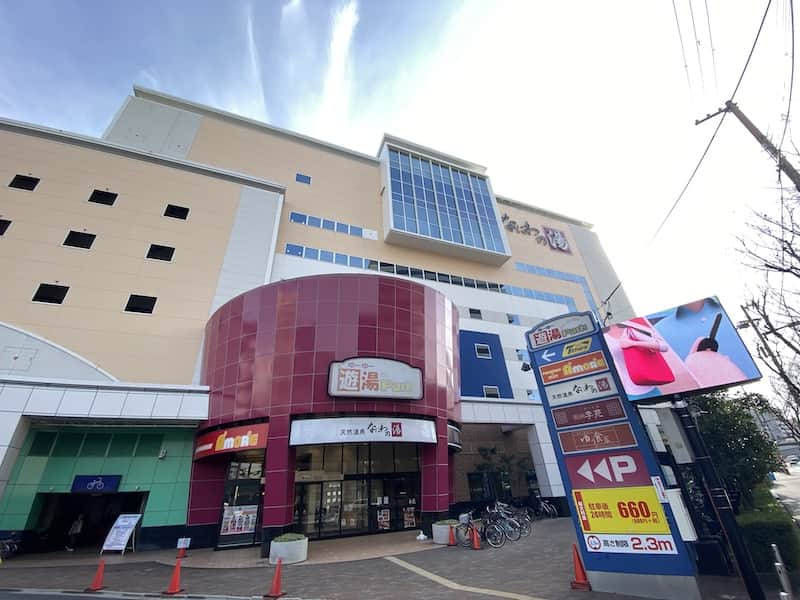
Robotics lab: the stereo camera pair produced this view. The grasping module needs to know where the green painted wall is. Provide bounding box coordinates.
[0,427,194,530]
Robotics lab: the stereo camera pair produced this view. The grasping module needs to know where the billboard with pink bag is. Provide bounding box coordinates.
[602,296,760,401]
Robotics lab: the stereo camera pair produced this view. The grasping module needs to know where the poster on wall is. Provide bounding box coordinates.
[602,296,760,401]
[220,505,259,536]
[403,506,416,528]
[377,509,391,530]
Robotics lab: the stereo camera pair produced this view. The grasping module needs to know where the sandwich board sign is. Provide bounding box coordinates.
[526,312,700,600]
[101,513,141,556]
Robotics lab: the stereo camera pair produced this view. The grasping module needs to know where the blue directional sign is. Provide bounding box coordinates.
[72,475,122,493]
[526,312,700,599]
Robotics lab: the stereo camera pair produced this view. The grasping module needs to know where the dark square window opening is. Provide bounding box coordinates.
[483,386,500,399]
[9,175,39,191]
[424,270,437,281]
[32,283,69,304]
[0,219,10,236]
[147,244,175,261]
[379,262,395,274]
[63,230,96,249]
[295,173,312,185]
[475,343,492,359]
[125,294,157,314]
[88,189,117,206]
[468,308,482,320]
[164,204,190,220]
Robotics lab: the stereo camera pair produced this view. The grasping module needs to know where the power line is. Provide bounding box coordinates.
[601,0,774,319]
[778,0,795,155]
[671,0,693,90]
[688,0,706,91]
[703,0,719,89]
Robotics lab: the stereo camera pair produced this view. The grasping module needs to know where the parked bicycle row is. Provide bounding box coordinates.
[454,500,538,549]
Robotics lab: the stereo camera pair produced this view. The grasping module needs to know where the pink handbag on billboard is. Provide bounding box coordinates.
[619,321,676,386]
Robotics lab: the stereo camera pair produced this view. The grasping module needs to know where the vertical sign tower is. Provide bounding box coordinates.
[526,312,700,600]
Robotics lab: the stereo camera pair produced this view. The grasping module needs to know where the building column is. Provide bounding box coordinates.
[0,412,28,504]
[420,417,450,534]
[260,414,294,557]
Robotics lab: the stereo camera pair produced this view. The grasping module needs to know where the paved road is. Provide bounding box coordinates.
[772,464,800,520]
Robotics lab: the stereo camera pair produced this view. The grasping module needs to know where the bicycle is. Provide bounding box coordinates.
[0,535,20,560]
[493,501,532,537]
[485,504,524,541]
[454,510,505,548]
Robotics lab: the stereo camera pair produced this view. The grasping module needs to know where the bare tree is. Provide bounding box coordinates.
[741,193,800,442]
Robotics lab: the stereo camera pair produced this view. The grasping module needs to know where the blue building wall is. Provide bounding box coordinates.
[459,330,513,398]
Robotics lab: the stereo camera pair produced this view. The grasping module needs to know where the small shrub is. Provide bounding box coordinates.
[737,509,800,571]
[433,519,460,526]
[272,533,306,542]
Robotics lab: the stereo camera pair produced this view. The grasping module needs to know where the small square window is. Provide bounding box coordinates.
[410,268,424,279]
[349,256,364,268]
[507,313,520,325]
[395,265,410,276]
[437,273,451,284]
[380,262,395,274]
[32,283,69,304]
[307,215,321,228]
[489,283,502,293]
[424,270,437,281]
[468,308,482,320]
[322,219,335,231]
[88,189,117,206]
[320,250,334,263]
[295,173,312,185]
[9,175,39,191]
[63,230,96,249]
[0,219,11,236]
[476,281,489,290]
[164,204,190,220]
[335,253,348,266]
[336,222,349,234]
[349,225,363,237]
[463,278,476,288]
[475,343,492,359]
[483,386,500,399]
[366,259,379,271]
[304,247,319,260]
[147,244,175,261]
[451,276,463,286]
[286,243,304,256]
[290,212,307,224]
[125,294,157,314]
[516,349,528,361]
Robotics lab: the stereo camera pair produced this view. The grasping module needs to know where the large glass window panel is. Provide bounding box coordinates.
[323,445,342,474]
[370,444,394,473]
[295,446,324,472]
[343,444,369,474]
[341,480,369,533]
[394,444,418,472]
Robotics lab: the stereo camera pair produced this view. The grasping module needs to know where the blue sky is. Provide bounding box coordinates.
[0,0,797,325]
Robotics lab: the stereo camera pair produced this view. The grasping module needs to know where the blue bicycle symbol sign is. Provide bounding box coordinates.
[86,478,105,491]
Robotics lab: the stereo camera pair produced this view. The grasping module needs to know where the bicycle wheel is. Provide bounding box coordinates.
[545,503,558,518]
[517,517,532,537]
[455,523,472,547]
[484,523,506,548]
[502,518,522,541]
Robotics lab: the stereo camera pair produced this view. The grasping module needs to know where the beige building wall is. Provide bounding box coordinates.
[0,129,248,383]
[184,114,599,312]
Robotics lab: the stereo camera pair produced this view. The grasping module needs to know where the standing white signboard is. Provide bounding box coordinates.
[101,513,142,555]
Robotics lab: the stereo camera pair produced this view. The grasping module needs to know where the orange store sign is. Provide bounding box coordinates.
[539,351,608,384]
[194,423,269,461]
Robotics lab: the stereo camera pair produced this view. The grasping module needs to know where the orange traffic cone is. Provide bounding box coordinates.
[448,525,456,547]
[85,559,106,592]
[471,527,481,550]
[264,558,285,598]
[176,547,187,559]
[570,544,591,591]
[162,558,185,595]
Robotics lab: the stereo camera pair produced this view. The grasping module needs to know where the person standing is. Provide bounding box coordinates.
[66,514,84,551]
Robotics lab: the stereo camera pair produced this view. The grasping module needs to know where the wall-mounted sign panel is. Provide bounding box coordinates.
[558,422,637,454]
[584,533,678,555]
[539,351,609,385]
[289,416,436,446]
[328,357,423,399]
[565,450,650,488]
[72,475,122,494]
[573,486,670,534]
[194,424,268,461]
[527,312,597,349]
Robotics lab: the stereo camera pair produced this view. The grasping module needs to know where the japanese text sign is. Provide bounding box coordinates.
[558,422,637,454]
[328,357,422,400]
[573,486,670,534]
[552,397,626,429]
[539,351,608,384]
[545,374,618,407]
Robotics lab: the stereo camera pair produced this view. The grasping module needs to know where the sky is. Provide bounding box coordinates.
[0,0,796,339]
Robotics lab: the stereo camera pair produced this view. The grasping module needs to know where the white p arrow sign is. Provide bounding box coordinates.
[540,349,556,363]
[576,454,637,484]
[609,455,637,481]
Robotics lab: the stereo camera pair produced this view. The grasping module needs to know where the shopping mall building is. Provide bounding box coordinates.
[0,87,634,554]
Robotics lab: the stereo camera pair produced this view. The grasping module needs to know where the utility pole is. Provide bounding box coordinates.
[696,101,800,192]
[671,395,766,600]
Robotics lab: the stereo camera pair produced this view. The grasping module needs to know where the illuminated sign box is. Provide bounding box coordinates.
[328,357,423,400]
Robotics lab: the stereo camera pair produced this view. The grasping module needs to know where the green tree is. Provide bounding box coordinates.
[691,390,783,505]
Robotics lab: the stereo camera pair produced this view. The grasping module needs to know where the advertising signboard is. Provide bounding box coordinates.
[101,513,141,555]
[328,357,423,399]
[602,296,760,401]
[544,373,617,407]
[72,475,122,493]
[289,416,436,445]
[526,311,699,599]
[552,397,626,429]
[194,424,268,461]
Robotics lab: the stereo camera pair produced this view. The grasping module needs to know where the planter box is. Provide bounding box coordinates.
[269,537,308,565]
[432,524,454,545]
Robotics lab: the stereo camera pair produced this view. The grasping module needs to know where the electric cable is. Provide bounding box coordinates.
[672,0,693,90]
[688,0,706,91]
[703,0,719,89]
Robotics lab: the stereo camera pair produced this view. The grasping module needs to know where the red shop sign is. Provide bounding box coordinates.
[552,397,626,429]
[558,422,636,454]
[565,450,650,489]
[194,423,269,461]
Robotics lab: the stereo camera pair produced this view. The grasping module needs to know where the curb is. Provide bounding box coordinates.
[0,589,261,600]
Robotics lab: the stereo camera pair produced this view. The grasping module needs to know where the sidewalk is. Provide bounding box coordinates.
[0,520,761,600]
